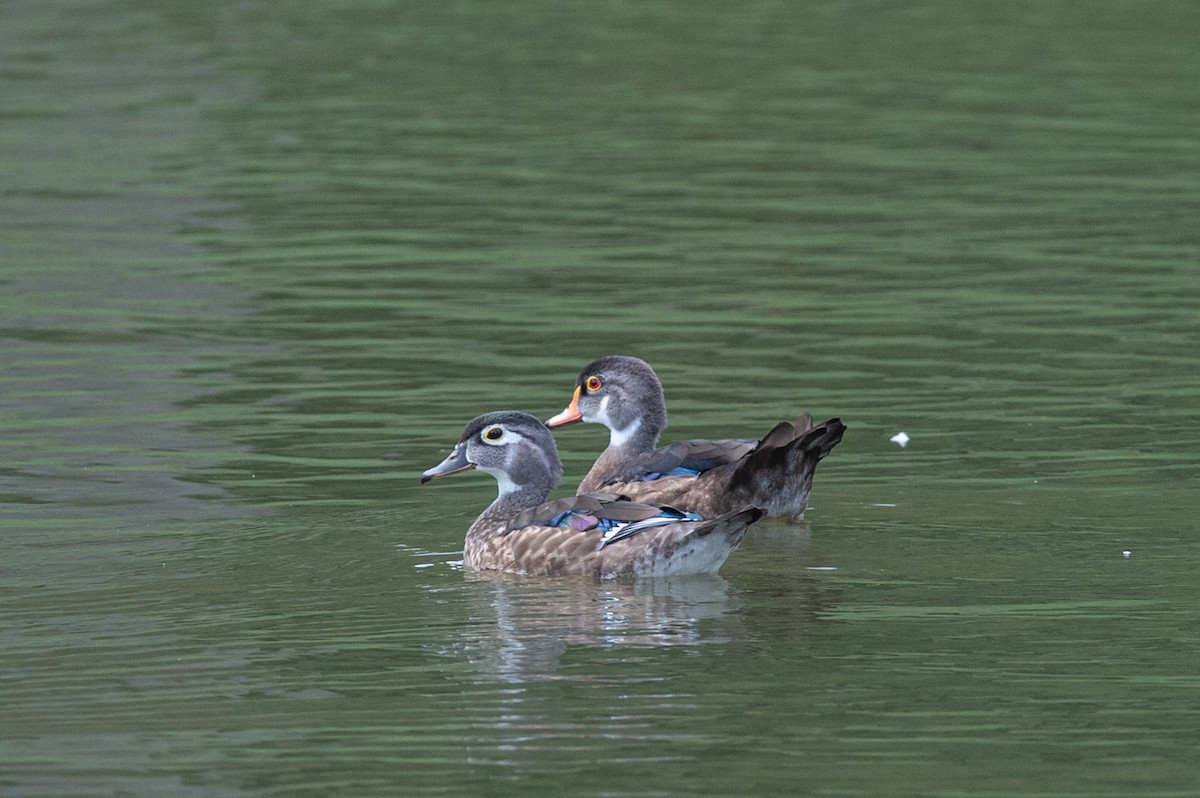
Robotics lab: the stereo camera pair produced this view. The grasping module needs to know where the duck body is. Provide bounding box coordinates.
[463,491,760,578]
[421,411,761,578]
[547,356,846,520]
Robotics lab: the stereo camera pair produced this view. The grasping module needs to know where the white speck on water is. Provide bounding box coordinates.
[890,431,909,447]
[806,566,838,571]
[874,503,897,508]
[414,562,435,569]
[1122,550,1131,558]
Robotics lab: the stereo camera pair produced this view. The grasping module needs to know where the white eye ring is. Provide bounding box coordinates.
[481,425,505,444]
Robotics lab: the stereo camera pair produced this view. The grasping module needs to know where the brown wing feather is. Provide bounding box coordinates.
[508,493,680,532]
[597,438,756,486]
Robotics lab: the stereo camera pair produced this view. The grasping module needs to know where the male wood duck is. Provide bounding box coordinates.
[546,355,845,520]
[421,410,763,578]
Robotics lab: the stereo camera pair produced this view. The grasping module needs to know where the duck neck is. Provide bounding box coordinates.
[494,484,546,512]
[467,480,546,534]
[464,487,535,555]
[576,420,663,494]
[607,417,660,454]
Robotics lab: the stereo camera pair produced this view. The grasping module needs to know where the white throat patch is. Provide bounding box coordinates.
[479,465,520,497]
[594,394,642,449]
[608,418,642,449]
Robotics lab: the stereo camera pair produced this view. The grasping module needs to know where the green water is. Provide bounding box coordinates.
[3,1,1199,795]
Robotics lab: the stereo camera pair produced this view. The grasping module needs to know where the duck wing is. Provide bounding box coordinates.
[507,493,669,532]
[508,492,704,545]
[598,438,757,486]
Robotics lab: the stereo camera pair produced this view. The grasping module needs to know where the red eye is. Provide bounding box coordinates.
[585,376,602,392]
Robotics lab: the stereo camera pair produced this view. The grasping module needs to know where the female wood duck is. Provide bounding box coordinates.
[421,410,763,578]
[546,355,845,520]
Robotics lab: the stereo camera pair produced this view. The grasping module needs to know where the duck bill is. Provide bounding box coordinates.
[420,443,475,483]
[546,385,583,427]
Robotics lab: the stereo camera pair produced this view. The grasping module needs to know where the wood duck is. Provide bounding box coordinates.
[421,410,763,578]
[546,355,845,520]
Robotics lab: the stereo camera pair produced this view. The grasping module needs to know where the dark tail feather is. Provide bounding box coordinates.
[758,420,799,450]
[796,417,846,463]
[728,417,846,519]
[693,506,763,544]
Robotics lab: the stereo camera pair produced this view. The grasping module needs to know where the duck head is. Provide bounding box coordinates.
[546,355,667,449]
[421,410,563,500]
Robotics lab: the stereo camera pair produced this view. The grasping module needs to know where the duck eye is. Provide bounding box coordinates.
[585,375,602,392]
[482,425,504,442]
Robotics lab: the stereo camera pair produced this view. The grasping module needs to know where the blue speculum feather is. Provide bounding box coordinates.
[548,510,617,532]
[548,507,703,547]
[639,467,701,481]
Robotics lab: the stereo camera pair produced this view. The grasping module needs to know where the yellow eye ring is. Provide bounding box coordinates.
[483,426,503,441]
[585,375,602,392]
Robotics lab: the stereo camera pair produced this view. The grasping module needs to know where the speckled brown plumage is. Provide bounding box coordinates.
[463,501,761,578]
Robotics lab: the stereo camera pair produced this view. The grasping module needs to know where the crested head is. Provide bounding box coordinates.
[455,410,553,447]
[569,355,667,448]
[424,410,563,503]
[574,355,660,389]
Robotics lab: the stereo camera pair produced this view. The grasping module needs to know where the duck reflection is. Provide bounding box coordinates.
[427,523,844,777]
[452,572,743,679]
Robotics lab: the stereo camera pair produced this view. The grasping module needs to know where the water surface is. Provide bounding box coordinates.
[3,1,1199,796]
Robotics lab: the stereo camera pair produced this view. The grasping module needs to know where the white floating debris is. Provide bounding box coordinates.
[414,562,435,569]
[890,431,909,447]
[873,503,897,508]
[806,566,838,571]
[1122,550,1131,558]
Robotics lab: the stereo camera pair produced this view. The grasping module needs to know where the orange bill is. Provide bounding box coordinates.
[546,385,583,427]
